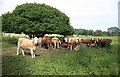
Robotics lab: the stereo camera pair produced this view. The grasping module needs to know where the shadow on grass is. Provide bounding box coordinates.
[2,55,33,76]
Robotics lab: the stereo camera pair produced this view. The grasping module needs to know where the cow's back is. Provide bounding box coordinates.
[81,38,92,43]
[19,39,35,49]
[18,38,25,44]
[100,39,112,43]
[52,37,59,43]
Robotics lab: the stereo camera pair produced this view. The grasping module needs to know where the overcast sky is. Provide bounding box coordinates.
[0,0,119,31]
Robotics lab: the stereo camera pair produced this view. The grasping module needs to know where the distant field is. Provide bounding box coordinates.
[1,34,119,75]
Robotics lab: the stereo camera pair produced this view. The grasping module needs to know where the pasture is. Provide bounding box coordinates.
[1,34,118,75]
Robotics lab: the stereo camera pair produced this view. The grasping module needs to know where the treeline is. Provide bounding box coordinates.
[74,27,120,36]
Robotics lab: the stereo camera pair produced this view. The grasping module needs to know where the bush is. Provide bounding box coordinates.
[2,36,18,46]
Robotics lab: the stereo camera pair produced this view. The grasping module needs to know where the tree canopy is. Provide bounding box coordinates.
[2,3,74,37]
[107,27,120,36]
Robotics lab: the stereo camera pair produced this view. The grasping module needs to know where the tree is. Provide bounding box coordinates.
[74,28,81,35]
[87,29,94,36]
[94,30,103,36]
[107,27,120,36]
[2,3,74,38]
[74,28,95,36]
[102,31,108,36]
[80,29,88,35]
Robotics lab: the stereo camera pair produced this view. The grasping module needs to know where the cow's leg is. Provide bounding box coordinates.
[70,45,73,50]
[54,43,56,49]
[21,48,25,56]
[67,43,70,49]
[51,43,53,49]
[47,44,49,50]
[17,46,20,55]
[67,46,69,49]
[47,44,50,50]
[50,43,51,50]
[57,42,60,49]
[87,44,90,47]
[33,50,35,58]
[30,49,34,58]
[52,43,54,49]
[50,43,52,50]
[39,43,41,47]
[33,53,35,58]
[57,43,59,49]
[59,41,61,48]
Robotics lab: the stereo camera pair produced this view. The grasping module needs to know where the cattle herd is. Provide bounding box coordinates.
[17,35,112,58]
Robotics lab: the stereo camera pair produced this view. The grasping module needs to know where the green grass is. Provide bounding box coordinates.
[2,36,119,75]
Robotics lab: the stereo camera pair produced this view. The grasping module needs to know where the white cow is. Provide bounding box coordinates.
[17,37,38,58]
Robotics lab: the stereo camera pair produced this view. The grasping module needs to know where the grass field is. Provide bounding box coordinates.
[1,34,119,75]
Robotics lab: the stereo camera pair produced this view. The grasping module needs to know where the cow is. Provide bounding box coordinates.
[64,37,80,50]
[52,36,61,49]
[38,37,43,48]
[17,37,38,58]
[96,38,112,48]
[60,42,68,48]
[88,43,96,47]
[59,37,69,48]
[38,36,52,50]
[74,44,80,52]
[59,37,66,43]
[80,38,96,47]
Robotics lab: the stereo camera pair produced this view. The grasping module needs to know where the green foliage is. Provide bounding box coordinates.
[88,29,94,35]
[74,27,119,36]
[74,28,89,36]
[94,30,103,36]
[2,36,18,46]
[107,27,120,36]
[0,15,2,37]
[2,3,74,36]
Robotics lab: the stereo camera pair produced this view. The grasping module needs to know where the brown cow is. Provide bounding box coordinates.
[59,37,68,48]
[64,37,80,50]
[81,38,96,47]
[88,43,96,47]
[38,36,52,50]
[17,37,38,58]
[96,38,112,47]
[38,37,43,48]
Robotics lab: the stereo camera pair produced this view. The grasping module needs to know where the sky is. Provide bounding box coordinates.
[0,0,119,31]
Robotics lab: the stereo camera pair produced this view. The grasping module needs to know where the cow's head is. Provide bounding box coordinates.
[33,37,39,45]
